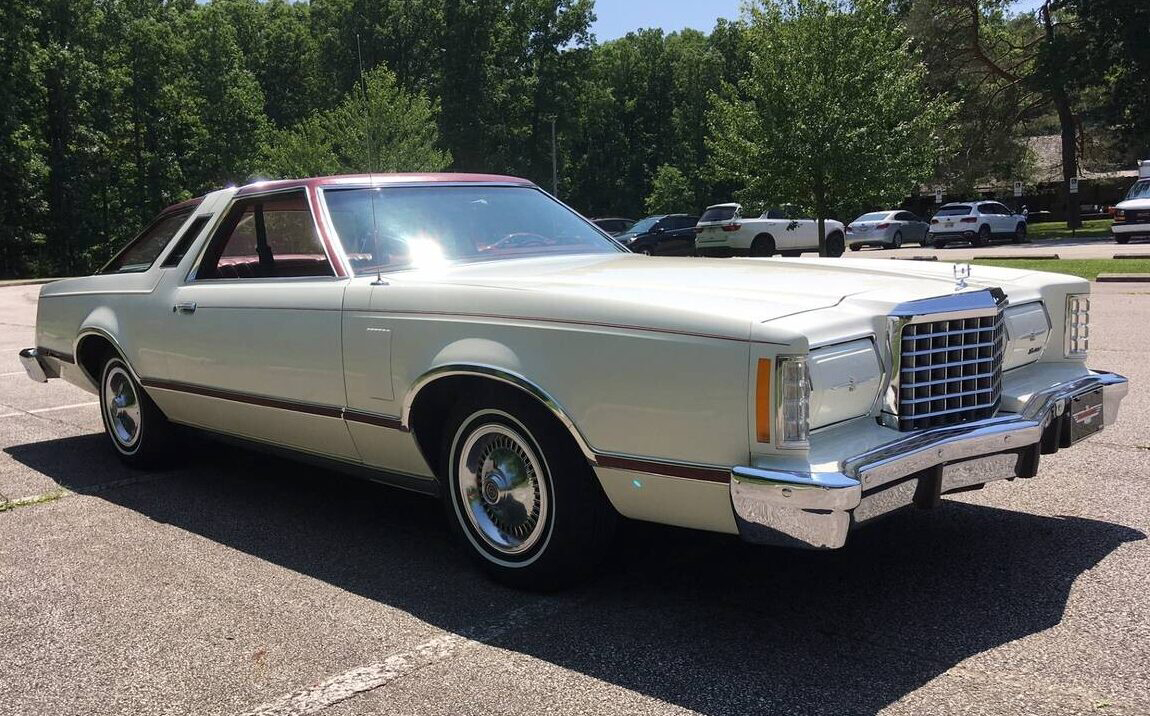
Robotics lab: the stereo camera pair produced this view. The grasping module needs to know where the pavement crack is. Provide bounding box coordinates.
[0,488,70,513]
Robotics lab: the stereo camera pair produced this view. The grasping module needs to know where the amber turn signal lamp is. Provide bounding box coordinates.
[755,358,771,443]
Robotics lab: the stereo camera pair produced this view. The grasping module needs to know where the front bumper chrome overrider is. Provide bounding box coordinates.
[731,370,1128,549]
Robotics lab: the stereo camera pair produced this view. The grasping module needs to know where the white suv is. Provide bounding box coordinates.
[927,201,1028,248]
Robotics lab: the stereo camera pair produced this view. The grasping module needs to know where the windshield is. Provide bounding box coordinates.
[1126,180,1150,201]
[624,217,661,234]
[935,205,973,217]
[854,212,890,222]
[700,207,738,223]
[324,186,622,273]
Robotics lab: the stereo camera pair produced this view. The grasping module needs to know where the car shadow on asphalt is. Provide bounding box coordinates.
[7,433,1145,716]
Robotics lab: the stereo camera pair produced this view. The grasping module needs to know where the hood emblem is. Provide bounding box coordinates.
[953,263,971,291]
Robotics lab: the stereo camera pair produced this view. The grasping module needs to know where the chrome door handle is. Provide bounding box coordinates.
[173,302,197,314]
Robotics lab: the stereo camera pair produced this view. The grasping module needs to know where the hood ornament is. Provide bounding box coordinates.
[953,263,971,291]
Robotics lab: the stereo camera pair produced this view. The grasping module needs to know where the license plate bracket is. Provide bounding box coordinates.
[1066,387,1104,444]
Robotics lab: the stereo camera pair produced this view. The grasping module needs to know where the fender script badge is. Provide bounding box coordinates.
[954,263,971,291]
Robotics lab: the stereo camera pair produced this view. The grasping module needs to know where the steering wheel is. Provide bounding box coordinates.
[496,232,550,248]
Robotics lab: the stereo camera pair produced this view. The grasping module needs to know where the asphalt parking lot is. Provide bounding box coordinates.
[2,281,1148,716]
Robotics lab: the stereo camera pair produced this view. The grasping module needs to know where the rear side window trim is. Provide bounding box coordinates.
[159,215,213,268]
[98,208,195,275]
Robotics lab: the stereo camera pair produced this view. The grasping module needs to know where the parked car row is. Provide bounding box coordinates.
[595,198,1032,258]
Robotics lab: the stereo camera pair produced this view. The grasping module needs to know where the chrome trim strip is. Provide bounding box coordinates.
[402,364,598,462]
[731,370,1128,550]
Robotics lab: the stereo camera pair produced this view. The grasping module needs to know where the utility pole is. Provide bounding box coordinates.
[551,117,558,198]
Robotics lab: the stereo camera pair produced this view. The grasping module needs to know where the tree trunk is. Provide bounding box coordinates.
[1053,90,1080,229]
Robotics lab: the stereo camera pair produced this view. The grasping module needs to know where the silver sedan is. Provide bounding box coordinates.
[846,210,929,250]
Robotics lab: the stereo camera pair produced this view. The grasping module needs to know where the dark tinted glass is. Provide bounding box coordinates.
[101,210,192,273]
[936,205,973,216]
[160,215,211,268]
[700,207,737,222]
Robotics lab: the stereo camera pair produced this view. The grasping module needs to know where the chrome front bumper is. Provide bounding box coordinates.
[730,370,1128,549]
[19,347,50,383]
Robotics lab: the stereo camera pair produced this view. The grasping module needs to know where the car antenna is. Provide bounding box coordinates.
[358,33,387,286]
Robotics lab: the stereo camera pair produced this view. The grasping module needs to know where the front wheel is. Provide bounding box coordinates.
[1115,236,1129,245]
[441,392,618,589]
[99,356,177,468]
[849,244,862,252]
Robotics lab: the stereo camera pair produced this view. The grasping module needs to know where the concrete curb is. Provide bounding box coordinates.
[1096,274,1150,283]
[1113,254,1150,260]
[0,278,64,288]
[891,256,938,261]
[983,254,1060,260]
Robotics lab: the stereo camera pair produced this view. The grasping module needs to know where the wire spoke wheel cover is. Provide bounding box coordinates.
[103,365,142,449]
[456,421,550,556]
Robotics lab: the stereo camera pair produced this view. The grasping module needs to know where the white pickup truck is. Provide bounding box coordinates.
[1112,160,1150,245]
[694,203,847,257]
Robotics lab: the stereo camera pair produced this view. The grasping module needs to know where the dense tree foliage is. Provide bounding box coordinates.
[0,0,1144,277]
[708,0,953,253]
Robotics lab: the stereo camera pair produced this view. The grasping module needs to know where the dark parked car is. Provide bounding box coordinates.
[615,214,700,255]
[591,217,636,236]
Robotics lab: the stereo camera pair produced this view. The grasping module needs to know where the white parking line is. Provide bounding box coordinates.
[239,598,560,716]
[0,371,29,377]
[0,401,99,419]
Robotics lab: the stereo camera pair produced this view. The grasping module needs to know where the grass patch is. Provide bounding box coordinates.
[1027,218,1113,240]
[973,257,1150,280]
[0,488,69,513]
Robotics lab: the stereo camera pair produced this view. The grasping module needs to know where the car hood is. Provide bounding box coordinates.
[387,254,1046,343]
[1117,197,1150,210]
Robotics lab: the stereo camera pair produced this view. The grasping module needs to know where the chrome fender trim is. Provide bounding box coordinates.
[402,363,598,463]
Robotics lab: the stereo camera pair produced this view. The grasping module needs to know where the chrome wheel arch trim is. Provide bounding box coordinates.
[73,326,141,388]
[402,363,598,463]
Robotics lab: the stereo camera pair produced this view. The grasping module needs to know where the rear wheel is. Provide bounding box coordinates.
[750,234,776,257]
[1013,223,1027,243]
[826,232,845,257]
[1115,236,1129,245]
[99,356,176,468]
[891,231,903,249]
[441,391,618,590]
[972,225,990,247]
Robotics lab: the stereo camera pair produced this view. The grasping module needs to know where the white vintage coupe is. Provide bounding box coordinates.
[20,173,1128,588]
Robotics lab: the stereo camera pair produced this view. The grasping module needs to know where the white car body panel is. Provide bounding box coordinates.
[695,203,845,254]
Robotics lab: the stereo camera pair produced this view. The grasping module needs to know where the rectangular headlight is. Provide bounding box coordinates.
[776,355,810,448]
[1065,294,1090,357]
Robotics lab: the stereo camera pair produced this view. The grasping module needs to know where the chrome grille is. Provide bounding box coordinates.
[896,311,1005,431]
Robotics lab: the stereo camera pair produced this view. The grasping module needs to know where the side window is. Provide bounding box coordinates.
[895,212,915,222]
[197,191,333,280]
[160,215,211,268]
[101,210,192,274]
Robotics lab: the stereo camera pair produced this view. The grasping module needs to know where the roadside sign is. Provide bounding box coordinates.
[1013,181,1023,197]
[1069,177,1079,194]
[934,187,943,203]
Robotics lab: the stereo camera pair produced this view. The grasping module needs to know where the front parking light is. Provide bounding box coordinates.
[1065,294,1090,356]
[776,355,810,449]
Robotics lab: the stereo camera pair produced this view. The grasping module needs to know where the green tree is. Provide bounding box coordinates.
[645,165,694,214]
[707,0,953,254]
[261,65,449,177]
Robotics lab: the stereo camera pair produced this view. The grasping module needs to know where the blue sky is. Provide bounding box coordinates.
[591,0,1047,42]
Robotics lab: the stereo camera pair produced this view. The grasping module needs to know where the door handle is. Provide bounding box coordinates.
[173,302,197,314]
